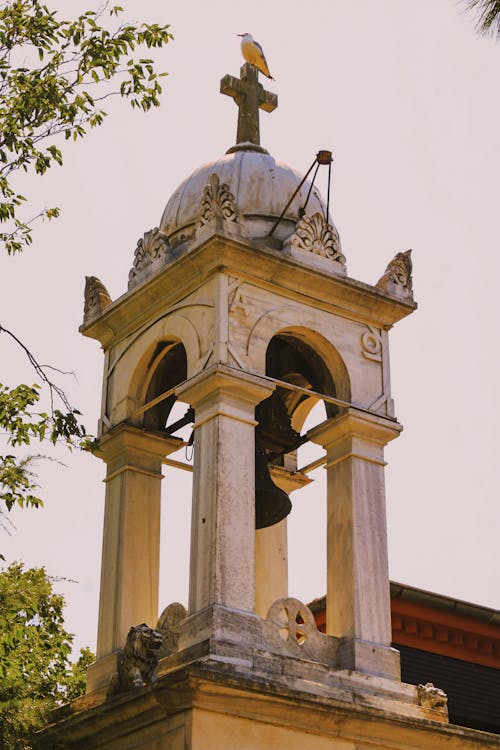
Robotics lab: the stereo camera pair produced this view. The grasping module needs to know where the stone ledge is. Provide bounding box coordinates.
[37,660,499,749]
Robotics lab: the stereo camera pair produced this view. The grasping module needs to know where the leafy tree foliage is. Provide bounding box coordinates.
[0,0,172,253]
[464,0,500,37]
[0,324,93,514]
[0,380,88,513]
[0,562,95,749]
[0,1,172,514]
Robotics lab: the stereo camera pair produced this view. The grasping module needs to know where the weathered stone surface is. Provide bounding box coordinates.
[376,249,413,301]
[418,682,449,717]
[94,425,180,659]
[176,368,274,615]
[263,597,339,665]
[157,602,187,658]
[309,410,403,681]
[112,623,164,693]
[194,173,240,241]
[128,226,170,289]
[83,275,112,324]
[159,154,333,247]
[220,63,277,148]
[39,659,496,749]
[283,211,345,270]
[178,604,264,653]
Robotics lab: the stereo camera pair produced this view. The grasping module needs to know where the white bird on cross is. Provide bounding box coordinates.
[237,33,274,80]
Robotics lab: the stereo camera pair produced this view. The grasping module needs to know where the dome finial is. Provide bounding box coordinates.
[220,61,277,154]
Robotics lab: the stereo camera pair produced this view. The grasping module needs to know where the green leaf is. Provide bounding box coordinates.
[0,0,173,255]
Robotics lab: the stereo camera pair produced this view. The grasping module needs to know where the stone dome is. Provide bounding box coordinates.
[159,149,335,246]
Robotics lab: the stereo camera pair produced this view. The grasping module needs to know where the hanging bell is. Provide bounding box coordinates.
[255,445,292,529]
[254,391,304,529]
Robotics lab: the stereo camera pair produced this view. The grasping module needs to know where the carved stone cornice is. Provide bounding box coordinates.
[195,173,239,230]
[376,249,413,301]
[83,275,112,324]
[283,212,345,265]
[128,227,170,289]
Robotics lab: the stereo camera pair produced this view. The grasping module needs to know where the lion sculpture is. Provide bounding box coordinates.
[417,682,448,715]
[116,623,164,692]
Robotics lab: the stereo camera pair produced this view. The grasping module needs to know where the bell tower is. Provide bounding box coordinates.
[39,61,492,750]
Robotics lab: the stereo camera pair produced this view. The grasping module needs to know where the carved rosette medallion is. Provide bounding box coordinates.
[195,173,239,230]
[284,212,345,265]
[376,249,413,301]
[83,275,112,324]
[361,325,382,363]
[263,597,339,664]
[128,227,170,289]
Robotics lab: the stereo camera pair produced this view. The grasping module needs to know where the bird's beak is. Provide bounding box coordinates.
[237,33,244,37]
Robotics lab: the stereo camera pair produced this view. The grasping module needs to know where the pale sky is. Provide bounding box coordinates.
[1,0,499,655]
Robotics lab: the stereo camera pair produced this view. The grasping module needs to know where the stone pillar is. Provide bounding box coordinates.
[177,366,274,615]
[309,408,402,680]
[255,520,287,618]
[254,468,312,618]
[94,424,180,658]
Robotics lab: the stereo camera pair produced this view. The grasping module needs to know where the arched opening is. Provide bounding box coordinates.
[256,331,348,614]
[138,340,192,616]
[142,341,188,432]
[266,332,339,431]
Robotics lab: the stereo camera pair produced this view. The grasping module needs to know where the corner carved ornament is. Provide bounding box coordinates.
[417,682,448,716]
[195,173,239,231]
[263,597,339,665]
[128,227,170,289]
[284,212,345,265]
[376,249,413,301]
[83,275,112,324]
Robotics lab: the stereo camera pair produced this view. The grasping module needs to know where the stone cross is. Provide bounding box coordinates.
[220,63,277,148]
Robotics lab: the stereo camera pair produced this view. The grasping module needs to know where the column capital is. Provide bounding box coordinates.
[97,422,182,465]
[176,365,275,417]
[308,408,402,451]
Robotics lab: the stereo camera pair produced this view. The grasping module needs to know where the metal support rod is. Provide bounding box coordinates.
[162,456,193,473]
[326,159,332,220]
[267,158,317,237]
[164,407,194,436]
[299,161,320,218]
[259,373,352,411]
[129,380,188,420]
[297,455,327,474]
[129,369,389,423]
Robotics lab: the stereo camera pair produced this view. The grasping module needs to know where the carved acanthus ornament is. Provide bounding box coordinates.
[195,173,239,229]
[128,227,170,287]
[376,249,413,301]
[83,276,112,323]
[285,212,345,264]
[417,682,448,715]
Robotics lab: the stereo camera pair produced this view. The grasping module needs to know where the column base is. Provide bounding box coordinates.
[178,604,263,652]
[85,651,120,694]
[338,638,401,680]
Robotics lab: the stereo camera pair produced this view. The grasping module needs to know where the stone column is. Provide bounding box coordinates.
[94,423,180,658]
[254,468,312,618]
[309,408,402,680]
[177,366,274,616]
